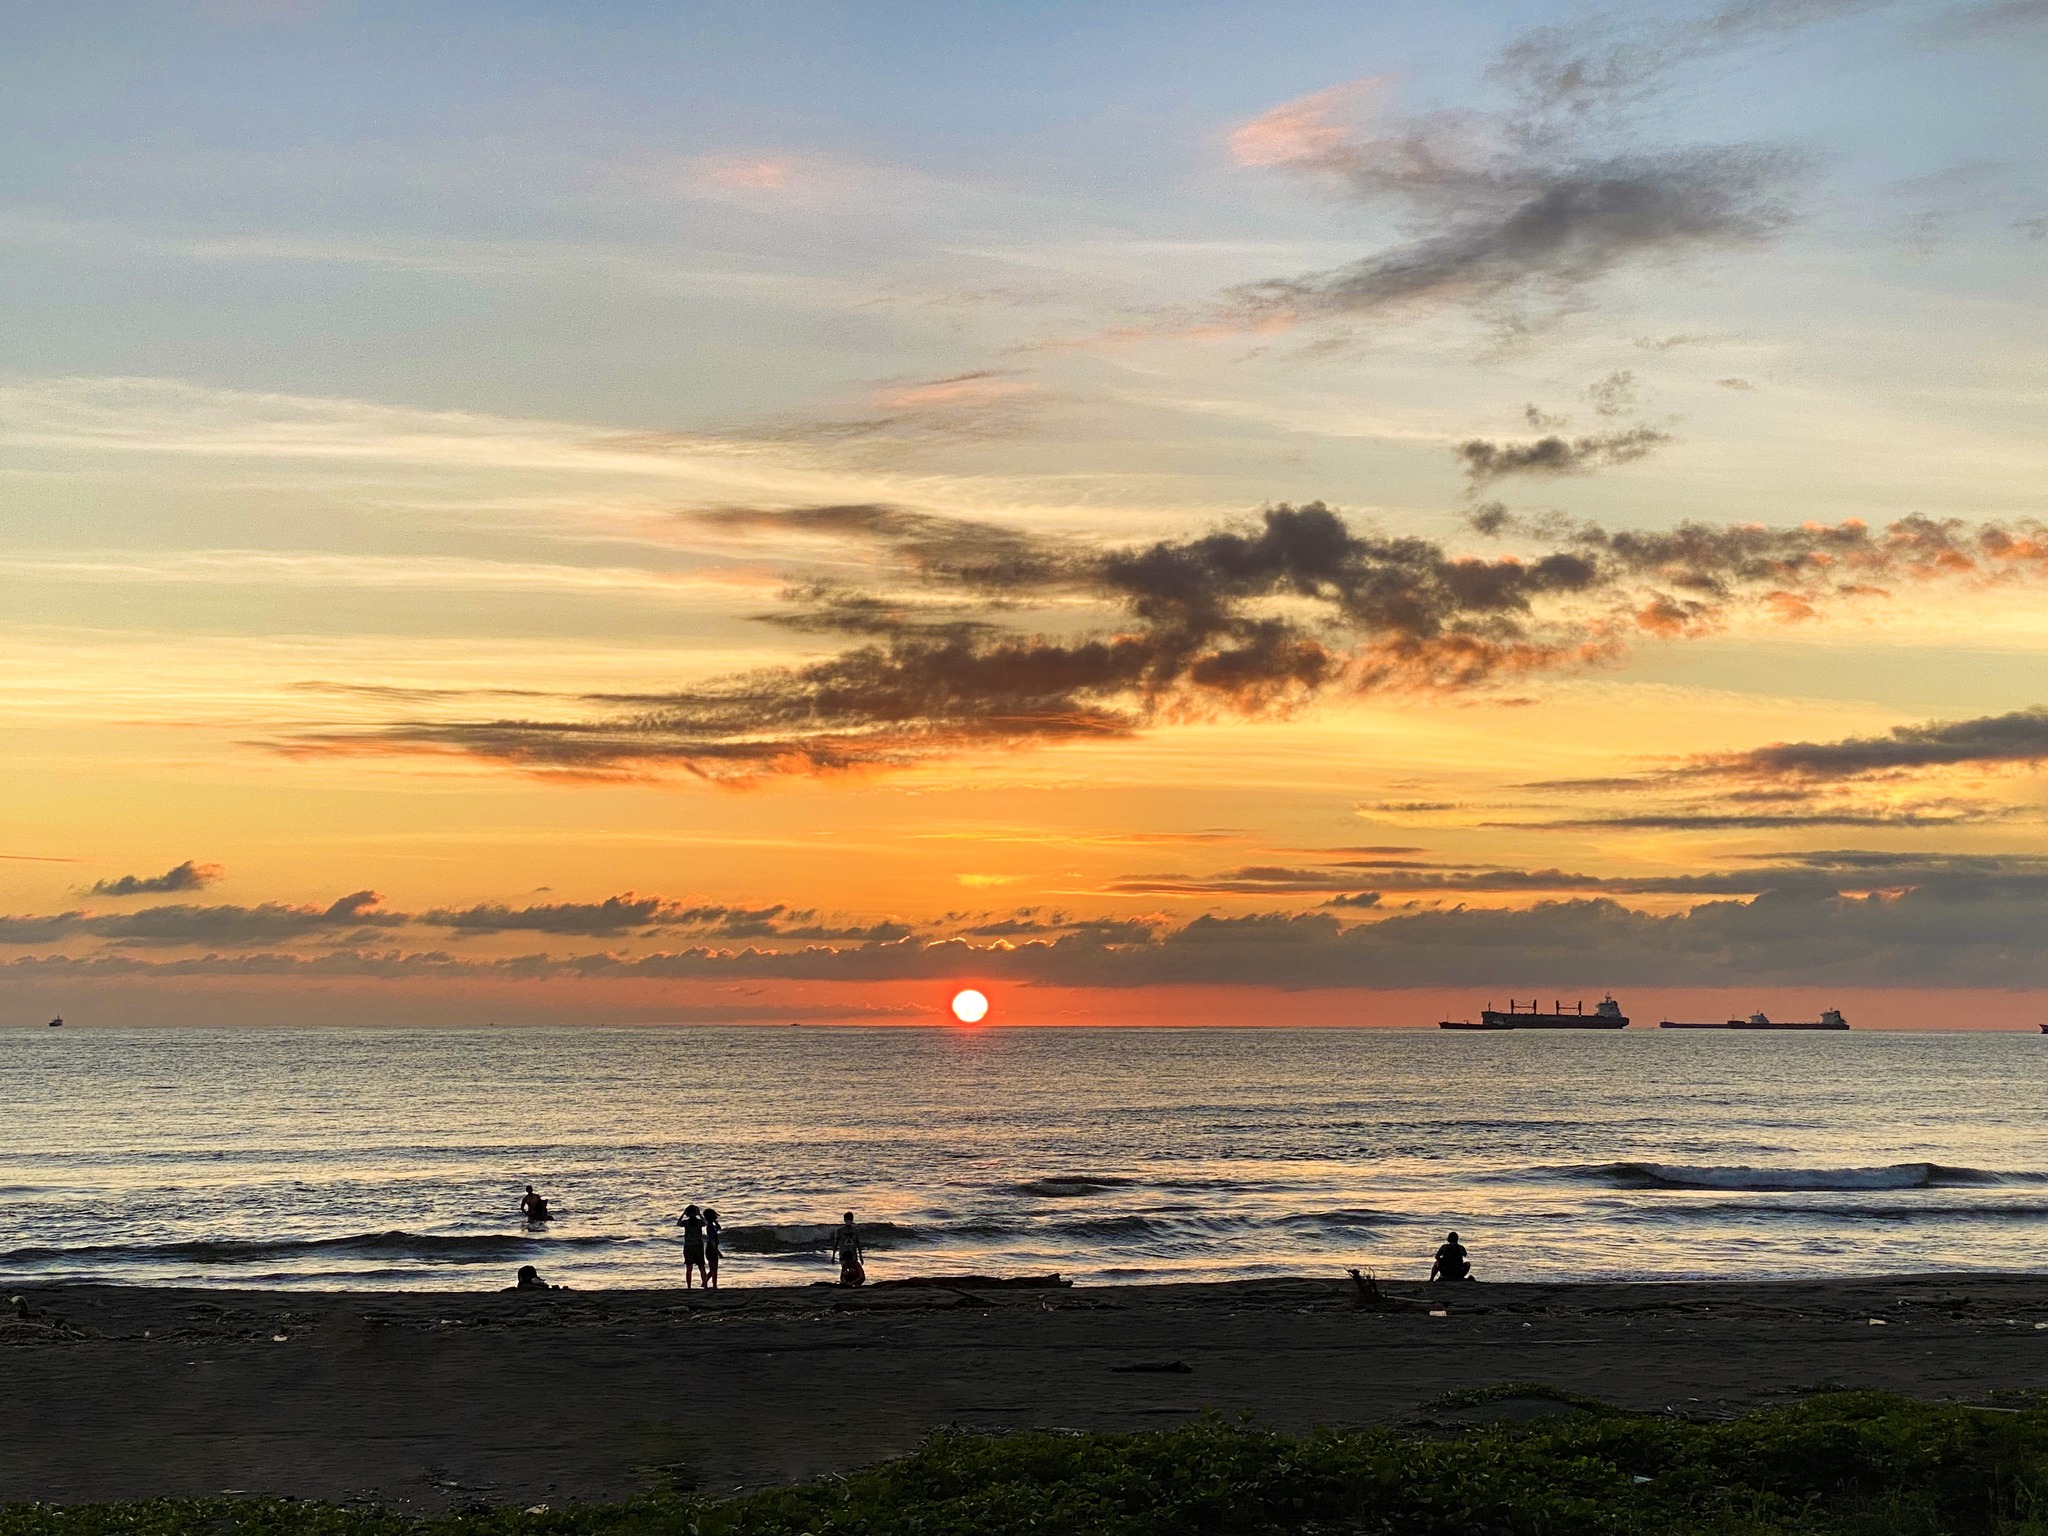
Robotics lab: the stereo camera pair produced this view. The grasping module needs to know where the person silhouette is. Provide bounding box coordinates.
[519,1184,551,1223]
[834,1211,865,1288]
[678,1204,707,1289]
[702,1207,722,1291]
[1429,1230,1472,1282]
[510,1264,553,1290]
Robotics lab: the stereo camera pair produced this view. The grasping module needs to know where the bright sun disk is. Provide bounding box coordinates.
[950,988,989,1024]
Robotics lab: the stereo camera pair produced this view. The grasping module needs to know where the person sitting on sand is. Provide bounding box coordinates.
[703,1207,722,1291]
[834,1211,866,1288]
[520,1184,551,1223]
[678,1204,707,1289]
[509,1264,554,1291]
[1429,1231,1472,1282]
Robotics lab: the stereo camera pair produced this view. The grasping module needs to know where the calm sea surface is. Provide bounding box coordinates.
[3,1026,2045,1291]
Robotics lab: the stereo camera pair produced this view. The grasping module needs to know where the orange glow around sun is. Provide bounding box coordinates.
[950,988,989,1024]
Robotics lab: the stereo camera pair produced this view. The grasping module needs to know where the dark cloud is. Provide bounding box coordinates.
[21,845,2048,989]
[89,861,223,897]
[2,891,400,948]
[1105,863,1612,897]
[280,502,2048,782]
[419,896,799,938]
[1694,707,2048,780]
[0,890,901,947]
[1457,425,1671,486]
[1100,853,2026,899]
[0,912,87,945]
[25,874,2048,988]
[281,502,1616,778]
[1222,145,1801,337]
[1488,808,1999,830]
[1203,0,1886,342]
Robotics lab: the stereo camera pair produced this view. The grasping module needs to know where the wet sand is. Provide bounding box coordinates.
[4,1273,2047,1511]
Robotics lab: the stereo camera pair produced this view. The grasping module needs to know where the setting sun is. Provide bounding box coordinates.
[950,989,990,1024]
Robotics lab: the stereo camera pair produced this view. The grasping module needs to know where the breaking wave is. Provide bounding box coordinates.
[1001,1176,1138,1198]
[0,1230,615,1268]
[1627,1200,2048,1224]
[1560,1162,2040,1192]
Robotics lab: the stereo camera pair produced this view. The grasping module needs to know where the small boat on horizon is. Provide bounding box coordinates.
[1439,996,1629,1030]
[46,1016,61,1028]
[1660,1009,1849,1030]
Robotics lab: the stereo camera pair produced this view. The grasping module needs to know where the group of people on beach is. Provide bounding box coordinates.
[514,1187,871,1292]
[676,1204,723,1290]
[514,1184,1469,1291]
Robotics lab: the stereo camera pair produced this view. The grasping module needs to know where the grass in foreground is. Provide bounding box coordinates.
[9,1391,2048,1536]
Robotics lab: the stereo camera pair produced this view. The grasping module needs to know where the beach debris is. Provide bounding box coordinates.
[1346,1268,1411,1311]
[272,1334,289,1342]
[525,1506,549,1516]
[1430,1309,1450,1318]
[1111,1359,1193,1374]
[2,1295,91,1344]
[1868,1319,1888,1326]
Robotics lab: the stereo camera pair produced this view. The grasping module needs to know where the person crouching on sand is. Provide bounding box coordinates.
[678,1204,707,1289]
[834,1211,865,1288]
[702,1207,722,1290]
[1429,1230,1473,1282]
[509,1264,558,1291]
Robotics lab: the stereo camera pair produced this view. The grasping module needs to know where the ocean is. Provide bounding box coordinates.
[3,1025,2045,1291]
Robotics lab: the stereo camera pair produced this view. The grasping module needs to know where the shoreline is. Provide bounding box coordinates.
[5,1271,2047,1511]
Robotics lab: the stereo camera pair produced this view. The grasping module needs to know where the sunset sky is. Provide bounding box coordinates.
[4,0,2046,1026]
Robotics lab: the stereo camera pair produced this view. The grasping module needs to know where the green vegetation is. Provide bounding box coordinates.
[10,1392,2048,1535]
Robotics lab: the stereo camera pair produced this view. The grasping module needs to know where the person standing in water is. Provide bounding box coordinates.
[519,1184,551,1223]
[1429,1230,1472,1282]
[702,1207,722,1291]
[678,1204,707,1289]
[834,1211,865,1288]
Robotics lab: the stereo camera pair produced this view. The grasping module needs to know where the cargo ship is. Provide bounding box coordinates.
[1659,1009,1848,1030]
[1439,996,1629,1030]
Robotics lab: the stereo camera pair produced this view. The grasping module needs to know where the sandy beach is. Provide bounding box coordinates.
[4,1273,2046,1511]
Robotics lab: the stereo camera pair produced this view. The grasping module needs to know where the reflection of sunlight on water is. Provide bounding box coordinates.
[0,1029,2044,1290]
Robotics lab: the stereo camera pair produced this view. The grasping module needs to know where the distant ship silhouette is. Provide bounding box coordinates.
[46,1016,62,1027]
[1439,996,1628,1030]
[1660,1009,1848,1030]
